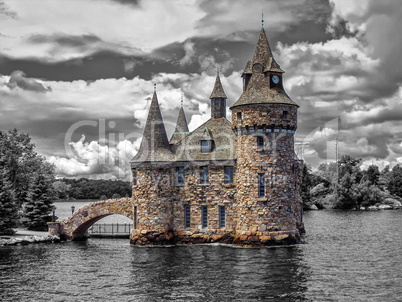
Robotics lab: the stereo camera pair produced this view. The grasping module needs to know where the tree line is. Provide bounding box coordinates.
[302,154,402,210]
[53,178,131,200]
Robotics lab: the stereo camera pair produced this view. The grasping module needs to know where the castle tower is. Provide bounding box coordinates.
[210,73,227,119]
[230,27,304,244]
[130,88,175,245]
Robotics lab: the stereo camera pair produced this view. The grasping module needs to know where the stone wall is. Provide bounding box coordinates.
[231,103,304,245]
[131,163,175,245]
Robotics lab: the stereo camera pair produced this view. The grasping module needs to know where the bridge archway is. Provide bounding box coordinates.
[53,198,135,240]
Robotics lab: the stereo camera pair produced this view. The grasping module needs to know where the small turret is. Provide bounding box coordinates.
[209,73,227,119]
[170,103,189,145]
[131,86,173,163]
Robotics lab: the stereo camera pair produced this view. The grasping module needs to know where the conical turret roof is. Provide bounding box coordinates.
[231,27,296,109]
[174,106,189,133]
[170,106,190,145]
[131,91,174,163]
[209,74,227,99]
[252,28,284,73]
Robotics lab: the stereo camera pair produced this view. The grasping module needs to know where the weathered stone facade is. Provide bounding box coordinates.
[129,27,305,247]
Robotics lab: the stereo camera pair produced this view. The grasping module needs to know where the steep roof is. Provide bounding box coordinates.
[173,118,236,162]
[209,74,227,99]
[231,28,296,109]
[174,106,189,133]
[131,91,174,163]
[170,106,189,145]
[251,28,284,73]
[230,73,298,108]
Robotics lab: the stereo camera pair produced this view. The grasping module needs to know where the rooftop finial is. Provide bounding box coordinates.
[181,90,184,107]
[154,83,156,93]
[262,9,264,28]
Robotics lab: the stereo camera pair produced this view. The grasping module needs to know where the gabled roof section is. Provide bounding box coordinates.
[131,91,174,163]
[173,118,236,162]
[209,74,227,99]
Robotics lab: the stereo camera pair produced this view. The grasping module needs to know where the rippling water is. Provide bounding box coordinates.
[1,210,401,301]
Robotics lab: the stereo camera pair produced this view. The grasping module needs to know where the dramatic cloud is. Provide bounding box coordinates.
[1,0,402,178]
[48,135,140,180]
[7,70,51,92]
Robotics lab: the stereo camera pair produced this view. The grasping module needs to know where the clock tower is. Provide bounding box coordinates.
[230,26,304,244]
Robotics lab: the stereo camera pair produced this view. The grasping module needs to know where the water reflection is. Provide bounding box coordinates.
[1,210,401,301]
[127,245,310,301]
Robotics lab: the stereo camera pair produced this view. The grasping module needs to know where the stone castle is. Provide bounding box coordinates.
[130,27,305,246]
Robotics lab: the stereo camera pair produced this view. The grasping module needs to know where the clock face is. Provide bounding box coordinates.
[272,74,280,84]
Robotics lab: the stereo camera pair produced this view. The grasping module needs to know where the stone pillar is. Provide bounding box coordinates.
[47,222,63,238]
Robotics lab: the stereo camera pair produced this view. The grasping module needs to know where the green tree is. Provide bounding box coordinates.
[334,173,356,209]
[0,171,18,234]
[301,164,312,205]
[21,172,55,231]
[53,180,70,199]
[387,165,402,197]
[0,129,38,207]
[365,164,380,185]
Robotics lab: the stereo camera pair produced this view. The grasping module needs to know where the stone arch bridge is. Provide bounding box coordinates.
[48,198,135,240]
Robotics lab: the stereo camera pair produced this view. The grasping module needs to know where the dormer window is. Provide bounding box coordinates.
[252,63,263,73]
[201,140,213,153]
[282,111,289,120]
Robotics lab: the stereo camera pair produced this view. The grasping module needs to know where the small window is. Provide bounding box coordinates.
[201,205,208,228]
[219,206,226,228]
[265,128,272,133]
[257,136,264,149]
[201,140,212,153]
[133,206,138,229]
[132,169,137,185]
[249,128,255,133]
[282,111,288,119]
[177,167,185,185]
[281,129,287,133]
[258,173,265,198]
[200,166,209,184]
[274,129,280,133]
[224,166,234,184]
[257,128,263,133]
[237,112,242,123]
[184,205,191,228]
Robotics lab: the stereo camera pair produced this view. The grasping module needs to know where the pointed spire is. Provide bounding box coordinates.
[174,106,189,133]
[209,72,227,99]
[131,89,173,163]
[253,27,273,67]
[170,92,190,144]
[252,26,284,73]
[261,9,264,29]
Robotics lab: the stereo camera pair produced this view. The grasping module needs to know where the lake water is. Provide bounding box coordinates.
[1,209,401,301]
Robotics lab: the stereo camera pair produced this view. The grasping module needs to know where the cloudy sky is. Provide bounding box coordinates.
[1,0,402,179]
